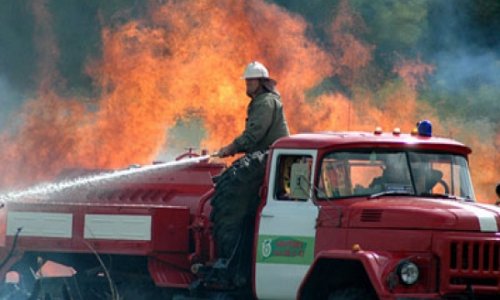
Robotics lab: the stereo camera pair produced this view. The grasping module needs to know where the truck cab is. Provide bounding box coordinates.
[255,129,500,299]
[0,127,498,300]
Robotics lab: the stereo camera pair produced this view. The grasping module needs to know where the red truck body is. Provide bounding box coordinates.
[0,130,499,300]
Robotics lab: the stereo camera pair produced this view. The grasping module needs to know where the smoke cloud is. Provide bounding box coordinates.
[0,0,498,202]
[0,76,23,130]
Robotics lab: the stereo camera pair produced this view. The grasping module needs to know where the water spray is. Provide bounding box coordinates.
[0,155,213,203]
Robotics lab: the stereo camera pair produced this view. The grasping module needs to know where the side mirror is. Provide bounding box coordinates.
[495,184,500,206]
[289,162,310,200]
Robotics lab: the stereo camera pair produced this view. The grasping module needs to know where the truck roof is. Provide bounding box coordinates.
[272,131,471,156]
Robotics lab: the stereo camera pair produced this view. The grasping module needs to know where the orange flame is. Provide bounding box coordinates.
[330,0,374,87]
[394,58,435,90]
[0,0,497,203]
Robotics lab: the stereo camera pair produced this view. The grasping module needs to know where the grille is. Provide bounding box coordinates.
[447,240,500,288]
[360,209,383,222]
[449,241,500,272]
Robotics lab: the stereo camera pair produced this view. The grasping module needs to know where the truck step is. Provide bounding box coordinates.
[172,293,237,300]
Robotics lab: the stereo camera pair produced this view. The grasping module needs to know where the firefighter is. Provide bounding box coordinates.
[217,61,290,157]
[209,62,289,290]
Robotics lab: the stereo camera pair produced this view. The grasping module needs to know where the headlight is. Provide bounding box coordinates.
[397,261,419,285]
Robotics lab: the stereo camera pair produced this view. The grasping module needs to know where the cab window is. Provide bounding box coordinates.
[408,152,474,199]
[317,150,475,200]
[275,155,313,201]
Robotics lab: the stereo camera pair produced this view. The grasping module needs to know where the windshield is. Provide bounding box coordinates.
[317,150,475,200]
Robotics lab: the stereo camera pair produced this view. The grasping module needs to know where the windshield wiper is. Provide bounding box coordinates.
[419,192,454,199]
[418,193,474,202]
[369,191,414,199]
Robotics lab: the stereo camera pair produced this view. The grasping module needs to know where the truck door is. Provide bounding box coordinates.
[255,149,318,299]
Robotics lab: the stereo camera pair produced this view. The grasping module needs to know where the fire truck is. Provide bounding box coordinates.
[0,122,499,299]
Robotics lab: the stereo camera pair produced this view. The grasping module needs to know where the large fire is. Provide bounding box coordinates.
[0,0,497,203]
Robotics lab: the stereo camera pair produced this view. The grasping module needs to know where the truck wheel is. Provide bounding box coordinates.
[210,151,268,282]
[328,286,376,300]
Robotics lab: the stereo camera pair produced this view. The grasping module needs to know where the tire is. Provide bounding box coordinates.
[209,151,268,285]
[328,286,377,300]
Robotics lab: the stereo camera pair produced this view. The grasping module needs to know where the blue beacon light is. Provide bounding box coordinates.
[417,120,432,137]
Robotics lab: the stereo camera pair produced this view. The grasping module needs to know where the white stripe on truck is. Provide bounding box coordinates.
[428,200,498,232]
[7,212,73,238]
[461,203,498,232]
[84,214,152,241]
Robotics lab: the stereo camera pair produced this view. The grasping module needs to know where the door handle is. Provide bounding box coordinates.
[261,213,274,218]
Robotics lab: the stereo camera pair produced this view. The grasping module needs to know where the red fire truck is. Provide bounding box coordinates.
[0,123,498,299]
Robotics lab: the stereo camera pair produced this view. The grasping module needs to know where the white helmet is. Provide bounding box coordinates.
[242,61,270,79]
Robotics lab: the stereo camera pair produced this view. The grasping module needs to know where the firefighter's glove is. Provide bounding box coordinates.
[217,144,237,158]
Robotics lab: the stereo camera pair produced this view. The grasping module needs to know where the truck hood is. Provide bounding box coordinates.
[347,198,500,232]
